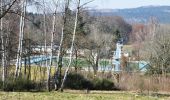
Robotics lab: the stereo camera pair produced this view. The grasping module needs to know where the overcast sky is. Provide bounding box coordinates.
[87,0,170,9]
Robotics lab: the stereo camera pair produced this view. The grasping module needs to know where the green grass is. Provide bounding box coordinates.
[0,91,169,100]
[42,58,111,68]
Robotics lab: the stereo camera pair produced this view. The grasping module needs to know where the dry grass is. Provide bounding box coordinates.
[118,73,170,93]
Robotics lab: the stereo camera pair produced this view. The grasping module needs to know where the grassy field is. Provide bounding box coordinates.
[0,91,169,100]
[42,58,110,68]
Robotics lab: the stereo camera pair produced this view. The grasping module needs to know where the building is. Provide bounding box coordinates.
[112,41,123,72]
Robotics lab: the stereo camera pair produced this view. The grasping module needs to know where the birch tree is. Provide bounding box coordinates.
[43,0,48,73]
[1,0,6,85]
[46,0,59,91]
[54,0,70,90]
[46,12,56,91]
[60,0,80,91]
[15,0,27,78]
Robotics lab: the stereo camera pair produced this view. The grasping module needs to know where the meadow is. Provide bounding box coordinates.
[0,90,169,100]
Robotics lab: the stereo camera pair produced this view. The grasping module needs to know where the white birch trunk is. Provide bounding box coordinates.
[60,0,80,91]
[54,26,64,90]
[43,0,48,69]
[47,11,56,91]
[55,0,71,90]
[1,0,6,83]
[15,0,26,78]
[56,26,64,69]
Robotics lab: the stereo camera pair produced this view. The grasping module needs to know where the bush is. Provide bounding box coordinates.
[92,78,115,90]
[65,73,93,89]
[1,77,36,91]
[65,73,116,90]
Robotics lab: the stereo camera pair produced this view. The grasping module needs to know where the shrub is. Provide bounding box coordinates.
[92,78,115,90]
[1,77,36,91]
[65,73,116,90]
[65,73,93,89]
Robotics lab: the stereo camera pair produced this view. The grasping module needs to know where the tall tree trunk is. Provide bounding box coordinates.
[24,54,27,78]
[1,0,6,85]
[42,0,47,83]
[15,0,27,78]
[60,0,80,91]
[47,11,56,91]
[93,51,99,76]
[43,0,48,74]
[55,27,64,90]
[75,48,78,73]
[27,39,31,80]
[55,0,70,90]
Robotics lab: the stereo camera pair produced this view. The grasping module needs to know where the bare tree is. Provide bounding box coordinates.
[86,49,100,75]
[143,26,170,75]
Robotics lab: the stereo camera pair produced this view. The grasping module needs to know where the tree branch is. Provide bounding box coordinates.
[0,0,17,19]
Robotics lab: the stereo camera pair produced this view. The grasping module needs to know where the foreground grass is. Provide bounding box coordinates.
[0,91,169,100]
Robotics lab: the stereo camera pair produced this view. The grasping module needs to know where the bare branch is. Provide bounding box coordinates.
[0,0,17,19]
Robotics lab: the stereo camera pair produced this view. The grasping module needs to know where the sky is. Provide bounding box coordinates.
[86,0,170,9]
[27,0,170,13]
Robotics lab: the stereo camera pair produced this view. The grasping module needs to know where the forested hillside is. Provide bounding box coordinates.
[90,6,170,23]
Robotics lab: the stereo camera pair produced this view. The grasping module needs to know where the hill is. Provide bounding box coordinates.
[89,6,170,24]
